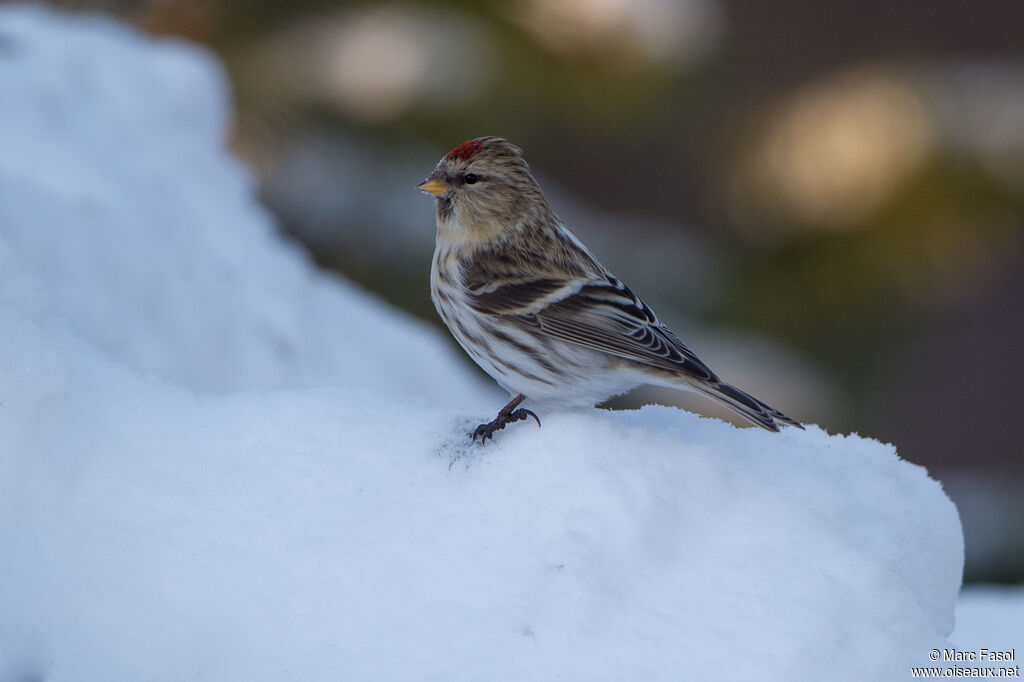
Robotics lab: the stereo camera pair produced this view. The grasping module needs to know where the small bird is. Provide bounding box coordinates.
[418,137,801,442]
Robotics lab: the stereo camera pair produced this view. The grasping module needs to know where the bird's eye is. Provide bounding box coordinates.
[464,173,478,185]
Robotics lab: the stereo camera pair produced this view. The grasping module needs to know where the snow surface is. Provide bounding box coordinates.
[0,5,489,400]
[953,586,1024,652]
[0,5,966,681]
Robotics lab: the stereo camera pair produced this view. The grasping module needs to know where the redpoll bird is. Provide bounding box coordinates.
[418,137,801,442]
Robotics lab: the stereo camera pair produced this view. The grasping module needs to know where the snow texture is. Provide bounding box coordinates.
[0,6,965,681]
[0,5,489,400]
[953,586,1024,652]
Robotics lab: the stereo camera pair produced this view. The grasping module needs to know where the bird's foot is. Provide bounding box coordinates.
[468,401,540,444]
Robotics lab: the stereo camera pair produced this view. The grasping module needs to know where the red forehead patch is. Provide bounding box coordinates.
[444,138,484,163]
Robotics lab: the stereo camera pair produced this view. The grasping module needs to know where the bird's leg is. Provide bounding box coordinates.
[471,394,541,443]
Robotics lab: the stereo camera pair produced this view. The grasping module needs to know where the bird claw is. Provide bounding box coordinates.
[470,408,542,444]
[470,422,497,444]
[515,408,542,428]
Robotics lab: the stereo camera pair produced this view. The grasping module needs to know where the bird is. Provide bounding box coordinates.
[418,137,801,442]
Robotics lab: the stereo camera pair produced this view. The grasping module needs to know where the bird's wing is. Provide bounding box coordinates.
[467,274,717,381]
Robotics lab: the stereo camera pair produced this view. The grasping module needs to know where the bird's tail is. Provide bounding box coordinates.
[689,380,803,432]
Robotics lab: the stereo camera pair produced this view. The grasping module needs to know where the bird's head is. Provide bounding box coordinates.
[418,137,552,244]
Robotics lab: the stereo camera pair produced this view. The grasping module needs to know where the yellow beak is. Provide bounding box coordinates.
[417,174,450,197]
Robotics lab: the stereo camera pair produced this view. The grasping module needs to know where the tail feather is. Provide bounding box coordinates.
[692,381,803,432]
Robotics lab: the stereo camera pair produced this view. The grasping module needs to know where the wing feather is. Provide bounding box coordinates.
[469,275,716,381]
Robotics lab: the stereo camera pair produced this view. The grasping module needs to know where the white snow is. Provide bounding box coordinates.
[953,586,1024,652]
[0,4,489,401]
[0,5,967,681]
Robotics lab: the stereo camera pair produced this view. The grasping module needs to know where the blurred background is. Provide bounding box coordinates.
[36,0,1023,584]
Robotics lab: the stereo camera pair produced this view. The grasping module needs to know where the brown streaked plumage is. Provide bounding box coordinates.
[419,137,801,442]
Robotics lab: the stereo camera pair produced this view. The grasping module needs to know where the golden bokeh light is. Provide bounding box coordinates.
[735,69,933,234]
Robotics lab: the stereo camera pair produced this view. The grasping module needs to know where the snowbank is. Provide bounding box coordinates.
[0,6,964,681]
[953,585,1024,652]
[0,5,489,400]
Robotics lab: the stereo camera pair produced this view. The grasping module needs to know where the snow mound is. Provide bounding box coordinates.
[953,586,1024,652]
[0,6,964,681]
[0,4,488,400]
